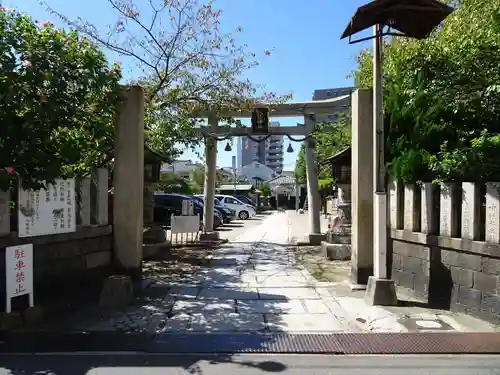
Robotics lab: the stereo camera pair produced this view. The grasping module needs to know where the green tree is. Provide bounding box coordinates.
[155,172,193,194]
[46,0,292,161]
[349,0,500,183]
[0,7,121,190]
[294,144,306,185]
[257,182,270,197]
[188,166,205,193]
[294,116,351,184]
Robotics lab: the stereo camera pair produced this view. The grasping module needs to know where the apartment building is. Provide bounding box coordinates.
[237,121,284,174]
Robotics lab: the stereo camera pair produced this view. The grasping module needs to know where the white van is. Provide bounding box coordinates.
[215,195,256,220]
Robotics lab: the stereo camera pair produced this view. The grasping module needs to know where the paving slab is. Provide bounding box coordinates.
[198,287,260,300]
[302,299,333,314]
[258,287,321,300]
[172,299,236,314]
[265,313,345,332]
[189,313,266,332]
[250,259,291,266]
[253,277,313,288]
[168,285,200,299]
[156,313,192,332]
[238,273,258,284]
[242,268,289,278]
[335,296,406,332]
[252,264,289,272]
[192,268,244,286]
[237,299,306,314]
[209,254,251,266]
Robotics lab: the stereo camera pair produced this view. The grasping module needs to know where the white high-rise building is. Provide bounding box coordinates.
[237,121,284,174]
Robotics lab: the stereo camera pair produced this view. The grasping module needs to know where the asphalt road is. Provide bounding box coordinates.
[1,354,499,374]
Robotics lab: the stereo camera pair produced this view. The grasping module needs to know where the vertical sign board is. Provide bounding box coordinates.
[18,178,77,237]
[5,243,34,313]
[232,155,236,170]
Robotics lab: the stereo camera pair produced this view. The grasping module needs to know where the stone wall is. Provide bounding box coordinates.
[0,225,113,312]
[390,229,500,324]
[388,179,500,324]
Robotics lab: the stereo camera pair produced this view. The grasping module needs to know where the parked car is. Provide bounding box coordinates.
[215,194,256,220]
[153,204,181,226]
[193,195,236,223]
[153,193,223,228]
[233,195,257,210]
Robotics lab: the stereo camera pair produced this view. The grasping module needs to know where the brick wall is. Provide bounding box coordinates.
[390,229,500,324]
[0,225,113,312]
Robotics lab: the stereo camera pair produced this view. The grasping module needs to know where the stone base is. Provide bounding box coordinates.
[23,306,44,326]
[326,232,351,244]
[143,225,166,244]
[365,276,398,306]
[1,312,23,330]
[98,275,134,309]
[350,265,373,286]
[200,231,220,241]
[306,233,327,245]
[143,241,172,258]
[321,241,351,260]
[350,283,367,291]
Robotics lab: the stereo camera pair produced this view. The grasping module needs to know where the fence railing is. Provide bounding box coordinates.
[0,168,109,237]
[388,180,500,243]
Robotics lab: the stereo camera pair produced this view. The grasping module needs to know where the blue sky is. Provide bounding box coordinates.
[8,0,370,170]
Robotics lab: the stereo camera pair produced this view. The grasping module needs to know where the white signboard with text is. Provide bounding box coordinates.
[18,178,76,238]
[171,215,200,234]
[5,243,34,312]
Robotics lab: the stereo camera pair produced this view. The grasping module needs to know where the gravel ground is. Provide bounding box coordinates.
[294,245,350,283]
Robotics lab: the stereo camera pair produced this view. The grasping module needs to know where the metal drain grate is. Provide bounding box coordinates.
[2,332,500,354]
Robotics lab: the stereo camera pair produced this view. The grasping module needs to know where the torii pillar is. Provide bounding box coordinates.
[304,115,325,244]
[200,115,220,241]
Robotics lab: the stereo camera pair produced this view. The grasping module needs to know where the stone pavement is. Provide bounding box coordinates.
[67,212,499,334]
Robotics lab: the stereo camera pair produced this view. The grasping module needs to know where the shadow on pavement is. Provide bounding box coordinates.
[215,227,234,232]
[0,239,307,374]
[0,353,288,375]
[222,223,245,228]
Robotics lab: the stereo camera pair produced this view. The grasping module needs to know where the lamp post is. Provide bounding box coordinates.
[340,0,454,305]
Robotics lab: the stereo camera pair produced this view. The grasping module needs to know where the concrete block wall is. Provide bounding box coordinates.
[388,180,500,324]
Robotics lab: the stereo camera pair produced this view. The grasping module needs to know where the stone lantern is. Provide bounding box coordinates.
[327,147,352,223]
[144,148,162,183]
[143,147,166,244]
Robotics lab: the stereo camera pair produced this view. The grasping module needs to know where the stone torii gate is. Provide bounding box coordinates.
[197,95,350,244]
[112,86,349,278]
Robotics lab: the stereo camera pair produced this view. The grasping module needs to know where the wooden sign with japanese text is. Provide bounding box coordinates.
[5,243,34,312]
[18,178,76,237]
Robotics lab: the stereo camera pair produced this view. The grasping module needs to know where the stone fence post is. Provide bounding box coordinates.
[421,183,439,234]
[440,182,460,238]
[77,168,109,226]
[461,182,480,240]
[486,182,500,244]
[403,184,420,232]
[388,179,403,229]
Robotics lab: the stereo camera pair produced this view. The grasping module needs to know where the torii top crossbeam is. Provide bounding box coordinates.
[195,95,350,118]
